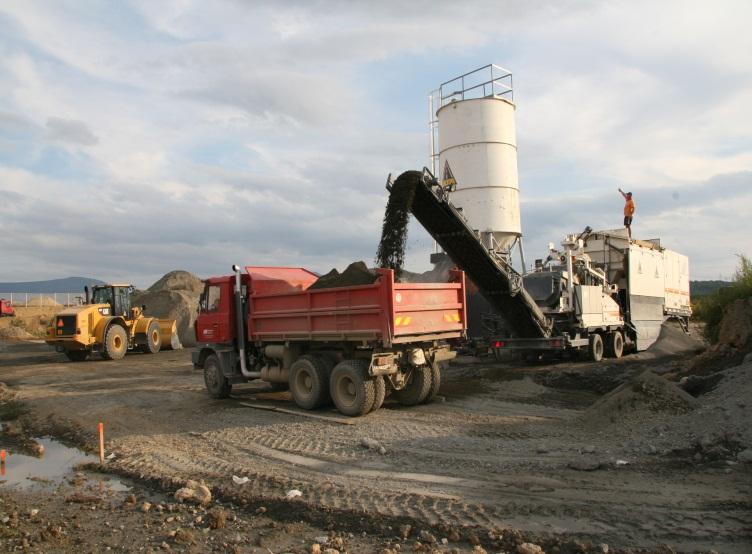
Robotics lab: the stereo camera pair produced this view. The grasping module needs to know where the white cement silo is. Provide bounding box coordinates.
[434,65,522,255]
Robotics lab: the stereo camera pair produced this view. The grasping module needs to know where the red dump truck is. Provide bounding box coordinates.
[192,265,466,416]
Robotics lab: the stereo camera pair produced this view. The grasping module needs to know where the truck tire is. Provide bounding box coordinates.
[330,359,375,417]
[204,354,231,399]
[422,361,442,404]
[290,355,330,410]
[101,325,128,360]
[394,365,432,406]
[65,350,90,362]
[588,333,604,362]
[605,331,624,358]
[140,321,162,354]
[370,375,386,412]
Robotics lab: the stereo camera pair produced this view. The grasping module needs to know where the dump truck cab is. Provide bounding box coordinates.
[46,283,178,362]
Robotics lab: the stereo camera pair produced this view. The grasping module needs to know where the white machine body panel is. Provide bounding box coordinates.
[663,250,691,315]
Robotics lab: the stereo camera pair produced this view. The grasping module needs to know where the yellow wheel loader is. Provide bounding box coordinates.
[45,284,179,362]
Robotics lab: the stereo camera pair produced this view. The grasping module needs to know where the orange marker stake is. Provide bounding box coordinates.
[98,422,105,464]
[1,449,6,477]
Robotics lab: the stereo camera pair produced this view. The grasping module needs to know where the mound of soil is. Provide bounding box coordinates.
[134,289,198,347]
[646,322,705,358]
[584,370,697,426]
[309,261,376,290]
[133,270,204,347]
[0,326,35,341]
[684,296,751,374]
[375,171,420,278]
[718,297,752,350]
[148,270,204,295]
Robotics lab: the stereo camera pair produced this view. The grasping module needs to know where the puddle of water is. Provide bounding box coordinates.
[0,436,129,491]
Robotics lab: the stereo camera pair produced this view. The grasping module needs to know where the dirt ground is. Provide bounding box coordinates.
[1,337,750,553]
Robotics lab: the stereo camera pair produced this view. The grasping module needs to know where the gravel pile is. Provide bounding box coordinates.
[309,261,376,290]
[134,270,202,347]
[583,370,698,427]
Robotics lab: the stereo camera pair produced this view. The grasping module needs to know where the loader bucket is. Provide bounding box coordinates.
[158,319,181,350]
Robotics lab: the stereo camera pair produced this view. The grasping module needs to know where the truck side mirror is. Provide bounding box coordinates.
[141,304,147,312]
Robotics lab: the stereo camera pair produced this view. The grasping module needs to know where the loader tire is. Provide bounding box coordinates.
[290,355,330,410]
[394,364,432,406]
[101,325,128,360]
[370,375,386,413]
[203,354,231,399]
[330,359,375,417]
[605,331,624,359]
[422,361,442,404]
[64,350,90,362]
[588,333,604,362]
[140,321,161,354]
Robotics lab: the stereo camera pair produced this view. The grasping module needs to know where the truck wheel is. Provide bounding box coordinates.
[290,355,330,410]
[102,325,128,360]
[422,361,442,404]
[605,331,624,359]
[140,321,162,354]
[588,333,604,362]
[394,365,432,406]
[204,354,231,399]
[330,359,375,417]
[64,350,90,362]
[370,376,386,412]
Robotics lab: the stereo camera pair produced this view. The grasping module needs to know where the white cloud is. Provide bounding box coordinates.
[0,0,749,286]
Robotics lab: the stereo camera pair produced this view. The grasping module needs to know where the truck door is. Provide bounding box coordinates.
[196,281,231,344]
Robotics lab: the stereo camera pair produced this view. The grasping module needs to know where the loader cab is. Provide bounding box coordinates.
[90,284,134,317]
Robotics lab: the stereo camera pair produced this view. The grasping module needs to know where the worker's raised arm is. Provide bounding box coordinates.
[618,187,627,199]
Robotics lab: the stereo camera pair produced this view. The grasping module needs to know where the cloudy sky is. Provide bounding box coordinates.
[0,0,750,287]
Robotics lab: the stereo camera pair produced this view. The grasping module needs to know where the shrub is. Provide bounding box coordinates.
[693,255,752,343]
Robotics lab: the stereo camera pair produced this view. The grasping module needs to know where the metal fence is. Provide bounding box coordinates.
[0,292,84,308]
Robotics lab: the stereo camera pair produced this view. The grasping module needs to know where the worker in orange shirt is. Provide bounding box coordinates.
[618,188,635,239]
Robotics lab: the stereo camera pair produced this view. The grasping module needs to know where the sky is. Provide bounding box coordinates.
[0,0,750,287]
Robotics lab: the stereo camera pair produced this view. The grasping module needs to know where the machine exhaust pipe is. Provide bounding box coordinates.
[84,286,90,305]
[232,264,261,379]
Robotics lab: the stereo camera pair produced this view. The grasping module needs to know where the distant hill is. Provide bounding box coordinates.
[0,276,106,293]
[690,280,731,297]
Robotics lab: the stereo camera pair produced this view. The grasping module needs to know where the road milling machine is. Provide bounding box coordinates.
[46,284,178,361]
[403,64,691,361]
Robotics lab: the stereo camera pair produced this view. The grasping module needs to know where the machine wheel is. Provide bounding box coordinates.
[64,350,90,362]
[588,333,604,362]
[101,325,128,360]
[290,355,330,410]
[370,375,386,412]
[394,364,432,406]
[422,361,442,404]
[203,354,231,399]
[605,331,624,359]
[140,321,162,354]
[329,359,375,417]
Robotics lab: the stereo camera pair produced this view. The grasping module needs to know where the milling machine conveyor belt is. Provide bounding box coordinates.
[407,170,551,339]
